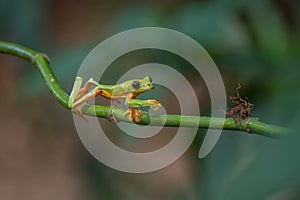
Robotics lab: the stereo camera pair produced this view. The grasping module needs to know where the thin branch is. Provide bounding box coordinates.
[0,41,289,138]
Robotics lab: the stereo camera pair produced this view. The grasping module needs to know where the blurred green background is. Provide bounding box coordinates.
[0,0,300,199]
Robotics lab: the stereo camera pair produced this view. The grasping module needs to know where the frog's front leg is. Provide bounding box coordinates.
[124,97,162,122]
[126,99,162,110]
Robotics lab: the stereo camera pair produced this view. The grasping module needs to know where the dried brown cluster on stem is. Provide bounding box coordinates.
[227,83,254,131]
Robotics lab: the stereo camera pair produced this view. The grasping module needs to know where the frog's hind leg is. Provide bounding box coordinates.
[73,87,103,108]
[75,78,120,104]
[69,77,83,109]
[71,77,103,117]
[75,78,100,101]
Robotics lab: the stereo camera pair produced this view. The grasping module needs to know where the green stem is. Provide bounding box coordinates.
[0,41,69,107]
[0,41,289,138]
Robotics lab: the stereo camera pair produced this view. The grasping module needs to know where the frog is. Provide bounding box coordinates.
[68,76,162,122]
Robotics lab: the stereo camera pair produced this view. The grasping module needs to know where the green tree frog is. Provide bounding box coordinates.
[68,76,162,122]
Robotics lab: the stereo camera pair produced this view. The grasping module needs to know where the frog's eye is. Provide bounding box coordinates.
[148,76,152,83]
[132,81,140,89]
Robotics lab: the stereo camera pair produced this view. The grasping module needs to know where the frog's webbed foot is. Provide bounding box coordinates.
[124,107,145,123]
[107,107,119,123]
[146,99,162,111]
[73,106,88,122]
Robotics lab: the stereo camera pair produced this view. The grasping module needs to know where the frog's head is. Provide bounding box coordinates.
[131,76,154,93]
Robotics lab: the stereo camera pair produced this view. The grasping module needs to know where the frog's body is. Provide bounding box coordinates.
[68,76,161,122]
[97,77,153,98]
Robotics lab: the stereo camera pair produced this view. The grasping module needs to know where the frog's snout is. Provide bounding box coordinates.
[149,83,154,89]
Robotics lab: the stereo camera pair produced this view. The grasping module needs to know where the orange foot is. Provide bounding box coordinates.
[73,106,88,122]
[147,99,162,111]
[124,107,144,122]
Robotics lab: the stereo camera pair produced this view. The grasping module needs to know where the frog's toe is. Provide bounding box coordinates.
[124,107,143,122]
[133,109,143,123]
[73,106,88,122]
[107,107,118,123]
[124,108,134,121]
[147,99,162,106]
[147,99,162,111]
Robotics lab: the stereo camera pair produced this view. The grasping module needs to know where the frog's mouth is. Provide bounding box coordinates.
[141,83,154,91]
[147,84,154,91]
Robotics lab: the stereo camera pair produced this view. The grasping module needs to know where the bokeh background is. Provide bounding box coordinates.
[0,0,300,199]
